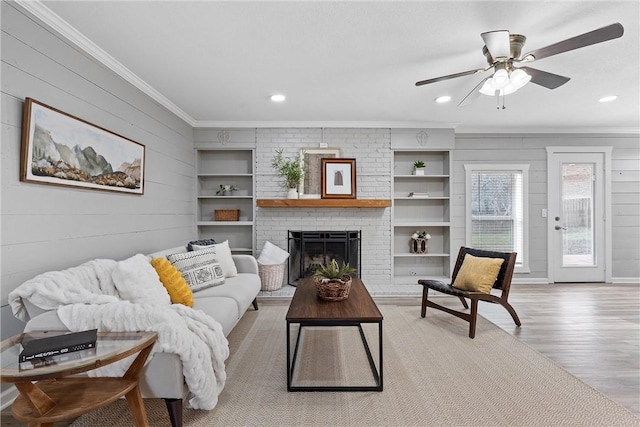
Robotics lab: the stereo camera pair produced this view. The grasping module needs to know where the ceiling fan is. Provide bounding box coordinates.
[415,23,624,107]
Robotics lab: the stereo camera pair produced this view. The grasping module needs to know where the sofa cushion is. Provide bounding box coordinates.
[147,246,187,260]
[193,273,261,316]
[151,258,194,307]
[192,296,240,337]
[187,238,216,251]
[113,254,170,305]
[167,248,226,292]
[192,240,238,278]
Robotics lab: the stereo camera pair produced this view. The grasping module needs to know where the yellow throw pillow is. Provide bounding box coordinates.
[452,254,504,294]
[151,258,194,307]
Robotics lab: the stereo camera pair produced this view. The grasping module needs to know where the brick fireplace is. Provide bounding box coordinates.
[287,230,361,285]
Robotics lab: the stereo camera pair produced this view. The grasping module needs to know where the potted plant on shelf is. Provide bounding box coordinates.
[410,230,431,254]
[413,160,426,175]
[216,184,238,196]
[271,148,304,199]
[313,259,357,301]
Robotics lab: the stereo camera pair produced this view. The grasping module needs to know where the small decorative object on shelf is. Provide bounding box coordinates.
[410,230,431,254]
[413,160,426,175]
[313,259,357,301]
[214,209,240,221]
[216,185,238,196]
[271,148,304,199]
[408,192,429,198]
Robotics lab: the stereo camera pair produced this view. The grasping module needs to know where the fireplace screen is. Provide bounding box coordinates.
[288,230,361,286]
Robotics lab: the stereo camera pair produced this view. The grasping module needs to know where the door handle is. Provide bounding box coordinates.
[554,225,567,231]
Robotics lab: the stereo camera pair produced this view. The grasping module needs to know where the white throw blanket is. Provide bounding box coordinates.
[8,258,229,410]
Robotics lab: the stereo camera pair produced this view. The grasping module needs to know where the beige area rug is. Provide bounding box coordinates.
[71,305,638,427]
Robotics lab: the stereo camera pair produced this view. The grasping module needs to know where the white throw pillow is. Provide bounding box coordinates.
[167,247,226,291]
[191,240,238,278]
[112,254,170,305]
[257,241,290,265]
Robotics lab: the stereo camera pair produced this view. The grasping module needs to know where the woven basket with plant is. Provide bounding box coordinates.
[313,259,357,302]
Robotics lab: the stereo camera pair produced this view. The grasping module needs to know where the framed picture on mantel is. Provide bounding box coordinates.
[321,158,356,199]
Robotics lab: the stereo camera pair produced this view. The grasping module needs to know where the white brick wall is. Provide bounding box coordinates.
[255,128,392,285]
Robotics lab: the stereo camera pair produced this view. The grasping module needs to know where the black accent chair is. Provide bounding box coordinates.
[418,247,521,338]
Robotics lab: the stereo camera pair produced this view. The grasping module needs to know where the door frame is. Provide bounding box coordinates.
[546,146,612,283]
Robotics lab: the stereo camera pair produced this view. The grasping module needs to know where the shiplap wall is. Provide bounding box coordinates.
[452,134,640,282]
[1,3,196,339]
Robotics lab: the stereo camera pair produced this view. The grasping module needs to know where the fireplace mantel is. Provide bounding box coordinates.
[257,199,391,208]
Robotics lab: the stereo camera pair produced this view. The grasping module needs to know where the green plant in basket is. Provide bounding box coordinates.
[313,259,356,281]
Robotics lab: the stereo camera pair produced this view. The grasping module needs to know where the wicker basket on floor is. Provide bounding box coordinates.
[258,262,286,291]
[214,209,240,221]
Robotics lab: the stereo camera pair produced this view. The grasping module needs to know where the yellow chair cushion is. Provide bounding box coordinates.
[452,254,504,294]
[151,258,194,307]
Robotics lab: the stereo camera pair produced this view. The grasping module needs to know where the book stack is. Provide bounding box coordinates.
[18,329,98,368]
[408,192,430,198]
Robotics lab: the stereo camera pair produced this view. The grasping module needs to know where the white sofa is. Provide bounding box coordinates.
[11,245,261,427]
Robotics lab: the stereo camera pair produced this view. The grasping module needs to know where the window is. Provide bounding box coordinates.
[464,164,529,272]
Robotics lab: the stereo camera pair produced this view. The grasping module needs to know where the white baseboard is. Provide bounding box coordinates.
[612,277,640,284]
[1,386,18,411]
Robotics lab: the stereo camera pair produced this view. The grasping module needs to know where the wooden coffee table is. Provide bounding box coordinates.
[0,331,157,427]
[286,278,383,392]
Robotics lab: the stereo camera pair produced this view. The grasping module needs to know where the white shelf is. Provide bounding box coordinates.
[392,150,452,282]
[393,174,450,178]
[197,196,253,200]
[197,221,253,226]
[394,222,451,227]
[196,148,255,254]
[197,173,253,177]
[394,253,450,258]
[394,196,449,200]
[394,275,449,285]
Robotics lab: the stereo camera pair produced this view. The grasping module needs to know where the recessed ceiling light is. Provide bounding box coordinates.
[435,95,451,104]
[270,94,286,102]
[598,95,618,103]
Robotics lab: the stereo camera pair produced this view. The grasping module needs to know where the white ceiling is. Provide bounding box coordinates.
[34,1,640,132]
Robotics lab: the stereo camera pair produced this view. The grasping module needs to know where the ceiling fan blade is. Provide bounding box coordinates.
[415,68,484,86]
[520,67,570,89]
[458,77,490,107]
[481,30,511,60]
[521,22,624,62]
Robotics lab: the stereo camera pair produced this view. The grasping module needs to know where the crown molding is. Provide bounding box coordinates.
[193,120,459,129]
[15,0,197,126]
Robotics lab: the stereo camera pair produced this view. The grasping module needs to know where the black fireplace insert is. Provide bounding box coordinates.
[288,230,361,286]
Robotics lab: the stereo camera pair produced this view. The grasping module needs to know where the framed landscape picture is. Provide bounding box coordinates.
[321,158,356,199]
[20,98,145,195]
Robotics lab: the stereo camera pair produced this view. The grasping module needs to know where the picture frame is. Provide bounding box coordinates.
[321,158,356,199]
[20,98,145,195]
[298,147,341,198]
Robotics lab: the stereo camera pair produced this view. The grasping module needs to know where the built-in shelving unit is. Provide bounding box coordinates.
[196,149,255,254]
[392,150,452,284]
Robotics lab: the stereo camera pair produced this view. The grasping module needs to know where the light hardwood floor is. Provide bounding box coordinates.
[2,283,638,425]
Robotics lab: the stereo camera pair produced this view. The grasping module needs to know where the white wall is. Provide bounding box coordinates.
[1,3,196,339]
[452,134,640,282]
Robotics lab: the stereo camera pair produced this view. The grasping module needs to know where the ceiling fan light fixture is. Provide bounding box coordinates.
[510,68,531,90]
[479,79,497,96]
[435,95,452,103]
[492,68,509,88]
[270,94,286,102]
